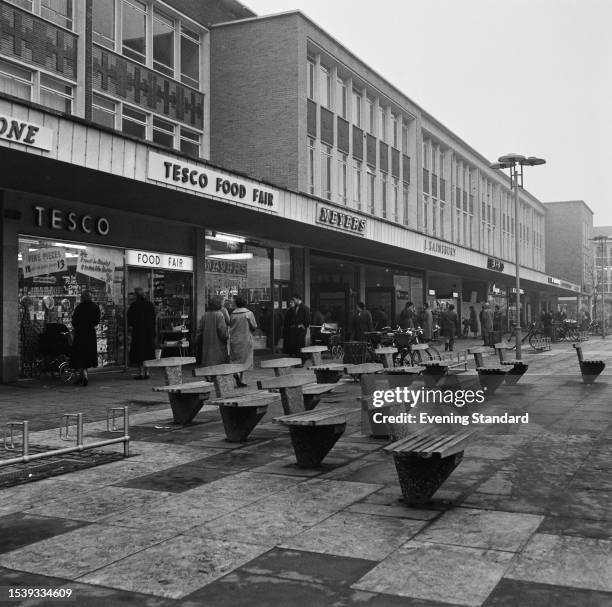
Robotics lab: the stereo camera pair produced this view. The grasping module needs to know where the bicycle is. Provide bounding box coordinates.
[392,327,440,366]
[502,322,544,348]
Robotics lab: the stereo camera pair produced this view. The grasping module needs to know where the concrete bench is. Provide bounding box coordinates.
[373,346,398,368]
[573,343,606,384]
[385,427,476,505]
[274,406,352,467]
[259,357,303,376]
[257,374,338,413]
[300,345,329,366]
[494,343,529,385]
[193,363,248,397]
[143,356,196,386]
[467,347,508,393]
[152,380,214,425]
[418,354,468,389]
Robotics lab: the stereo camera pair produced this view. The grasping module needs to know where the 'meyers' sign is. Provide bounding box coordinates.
[0,114,53,151]
[316,204,366,234]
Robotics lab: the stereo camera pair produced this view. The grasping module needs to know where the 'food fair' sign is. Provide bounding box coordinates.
[147,152,278,213]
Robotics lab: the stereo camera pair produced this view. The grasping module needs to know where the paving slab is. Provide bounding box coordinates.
[78,536,269,599]
[353,541,514,606]
[416,507,543,552]
[280,511,426,560]
[506,533,612,592]
[0,524,175,579]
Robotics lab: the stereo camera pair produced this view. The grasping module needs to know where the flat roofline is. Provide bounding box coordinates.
[211,10,547,211]
[543,200,594,215]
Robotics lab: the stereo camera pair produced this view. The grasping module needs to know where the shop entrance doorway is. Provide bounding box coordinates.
[366,287,394,329]
[126,269,193,362]
[311,287,353,339]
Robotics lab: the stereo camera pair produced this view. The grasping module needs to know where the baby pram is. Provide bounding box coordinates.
[310,323,343,359]
[32,323,76,383]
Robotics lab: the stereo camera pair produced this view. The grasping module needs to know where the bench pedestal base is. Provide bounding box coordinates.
[579,361,605,384]
[169,393,205,425]
[163,365,183,386]
[505,362,528,385]
[477,370,507,394]
[392,451,464,506]
[314,369,343,384]
[219,404,268,442]
[288,422,346,467]
[422,366,447,388]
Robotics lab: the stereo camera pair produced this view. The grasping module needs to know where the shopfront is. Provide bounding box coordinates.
[11,193,196,378]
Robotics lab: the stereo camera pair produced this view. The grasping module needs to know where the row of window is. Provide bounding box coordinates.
[307,58,410,152]
[0,58,73,112]
[8,0,72,29]
[92,93,201,157]
[93,0,201,89]
[308,138,410,224]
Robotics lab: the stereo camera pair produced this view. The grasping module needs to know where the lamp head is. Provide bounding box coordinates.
[498,153,526,164]
[522,156,546,166]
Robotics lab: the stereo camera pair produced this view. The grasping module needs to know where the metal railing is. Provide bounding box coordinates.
[1,407,130,467]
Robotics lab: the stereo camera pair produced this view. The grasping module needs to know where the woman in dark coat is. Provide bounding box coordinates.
[127,287,156,379]
[282,300,296,355]
[70,291,100,386]
[201,296,229,366]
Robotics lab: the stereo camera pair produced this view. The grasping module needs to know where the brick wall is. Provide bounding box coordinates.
[210,14,301,190]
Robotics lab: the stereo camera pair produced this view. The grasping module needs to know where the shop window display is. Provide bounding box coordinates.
[18,237,125,377]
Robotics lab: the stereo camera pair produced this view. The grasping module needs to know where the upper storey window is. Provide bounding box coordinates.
[7,0,73,29]
[92,0,201,89]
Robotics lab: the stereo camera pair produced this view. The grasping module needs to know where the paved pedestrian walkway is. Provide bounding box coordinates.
[0,338,611,606]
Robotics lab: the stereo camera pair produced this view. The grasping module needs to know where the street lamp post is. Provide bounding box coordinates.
[490,154,546,360]
[590,235,609,339]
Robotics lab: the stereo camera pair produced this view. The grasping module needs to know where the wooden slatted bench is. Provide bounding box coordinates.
[385,427,476,505]
[467,348,509,394]
[494,343,529,385]
[274,407,353,467]
[211,392,281,442]
[152,380,214,425]
[300,345,329,366]
[257,374,338,413]
[573,343,606,384]
[192,363,277,442]
[259,357,303,376]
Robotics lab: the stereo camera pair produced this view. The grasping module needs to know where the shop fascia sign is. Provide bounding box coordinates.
[423,238,457,257]
[126,249,193,272]
[0,114,53,152]
[315,203,366,234]
[547,277,561,285]
[147,152,278,212]
[487,257,505,272]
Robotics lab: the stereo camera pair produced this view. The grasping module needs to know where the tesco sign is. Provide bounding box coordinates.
[126,250,193,272]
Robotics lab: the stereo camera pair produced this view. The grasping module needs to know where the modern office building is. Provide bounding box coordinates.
[544,200,594,317]
[0,0,579,381]
[592,226,612,327]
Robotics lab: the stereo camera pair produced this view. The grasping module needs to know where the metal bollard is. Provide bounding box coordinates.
[60,413,83,444]
[106,407,127,433]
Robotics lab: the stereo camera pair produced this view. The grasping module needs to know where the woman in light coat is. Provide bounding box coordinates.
[229,295,257,387]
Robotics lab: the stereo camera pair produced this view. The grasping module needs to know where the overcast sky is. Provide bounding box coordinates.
[244,0,612,225]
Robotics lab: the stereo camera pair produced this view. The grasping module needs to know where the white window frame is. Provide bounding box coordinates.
[7,0,74,30]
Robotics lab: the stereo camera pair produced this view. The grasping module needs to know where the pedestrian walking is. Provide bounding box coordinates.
[398,302,416,329]
[440,304,459,351]
[421,302,433,340]
[127,287,156,379]
[201,295,229,366]
[70,291,100,386]
[290,294,310,356]
[481,303,493,346]
[469,305,478,338]
[229,295,257,387]
[282,299,296,355]
[352,302,373,340]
